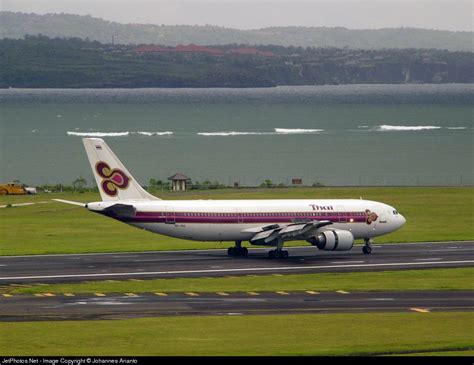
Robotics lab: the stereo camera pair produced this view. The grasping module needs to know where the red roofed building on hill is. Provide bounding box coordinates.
[258,50,275,57]
[229,47,260,55]
[174,44,224,55]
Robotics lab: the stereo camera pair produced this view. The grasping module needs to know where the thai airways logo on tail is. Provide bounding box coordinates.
[83,138,160,201]
[95,161,130,197]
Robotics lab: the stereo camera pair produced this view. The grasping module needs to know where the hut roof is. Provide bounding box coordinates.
[168,173,191,181]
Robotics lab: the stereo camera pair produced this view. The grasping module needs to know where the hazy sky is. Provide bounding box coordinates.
[1,0,472,31]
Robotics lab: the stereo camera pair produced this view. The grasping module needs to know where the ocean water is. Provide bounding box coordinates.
[0,84,473,187]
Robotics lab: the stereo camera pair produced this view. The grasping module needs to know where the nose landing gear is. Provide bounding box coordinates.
[362,238,372,254]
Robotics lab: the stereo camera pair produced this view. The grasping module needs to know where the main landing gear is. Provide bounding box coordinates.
[268,249,289,259]
[227,240,290,259]
[227,241,248,257]
[362,238,372,254]
[268,238,289,259]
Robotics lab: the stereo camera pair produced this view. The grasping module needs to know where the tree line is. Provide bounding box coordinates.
[1,11,472,51]
[0,36,472,88]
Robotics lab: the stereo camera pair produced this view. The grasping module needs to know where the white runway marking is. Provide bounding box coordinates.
[428,249,474,252]
[67,301,131,306]
[0,260,472,281]
[331,261,364,264]
[410,307,431,313]
[1,241,471,259]
[415,258,442,261]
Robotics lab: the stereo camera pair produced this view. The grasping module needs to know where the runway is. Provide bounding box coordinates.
[1,290,472,322]
[0,241,473,283]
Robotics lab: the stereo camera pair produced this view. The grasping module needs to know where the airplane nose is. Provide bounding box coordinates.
[400,214,406,227]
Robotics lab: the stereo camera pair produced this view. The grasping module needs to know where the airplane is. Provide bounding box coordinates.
[55,138,406,259]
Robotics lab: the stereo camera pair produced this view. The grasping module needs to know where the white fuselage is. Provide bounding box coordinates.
[87,199,406,243]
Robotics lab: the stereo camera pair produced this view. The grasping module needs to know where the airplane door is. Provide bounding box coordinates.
[237,208,244,223]
[165,206,175,224]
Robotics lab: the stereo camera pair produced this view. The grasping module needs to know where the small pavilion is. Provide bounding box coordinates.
[168,173,191,191]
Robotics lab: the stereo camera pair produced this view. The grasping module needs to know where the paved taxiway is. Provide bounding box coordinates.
[1,291,472,321]
[0,241,472,283]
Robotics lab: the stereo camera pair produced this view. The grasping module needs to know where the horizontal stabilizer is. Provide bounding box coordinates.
[52,199,86,207]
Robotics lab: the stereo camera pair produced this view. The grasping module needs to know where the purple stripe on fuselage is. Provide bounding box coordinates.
[117,211,368,224]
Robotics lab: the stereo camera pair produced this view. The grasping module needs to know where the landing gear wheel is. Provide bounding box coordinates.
[268,249,289,259]
[228,245,248,257]
[362,239,372,255]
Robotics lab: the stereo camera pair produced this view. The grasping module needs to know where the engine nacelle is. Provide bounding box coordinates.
[306,229,354,251]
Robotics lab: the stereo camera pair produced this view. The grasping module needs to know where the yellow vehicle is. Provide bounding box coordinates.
[0,183,27,195]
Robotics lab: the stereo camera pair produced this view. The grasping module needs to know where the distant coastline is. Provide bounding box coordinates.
[1,36,472,89]
[2,84,473,104]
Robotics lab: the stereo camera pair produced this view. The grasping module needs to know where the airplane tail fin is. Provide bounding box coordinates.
[82,138,160,202]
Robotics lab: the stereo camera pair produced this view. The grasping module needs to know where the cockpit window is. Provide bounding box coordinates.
[393,210,398,215]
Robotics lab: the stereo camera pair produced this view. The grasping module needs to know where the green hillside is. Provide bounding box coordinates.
[1,36,472,88]
[1,11,472,51]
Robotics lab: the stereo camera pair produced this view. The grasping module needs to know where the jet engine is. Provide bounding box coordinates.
[306,229,354,251]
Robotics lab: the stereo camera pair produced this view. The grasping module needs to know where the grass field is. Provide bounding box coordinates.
[8,267,474,295]
[2,312,473,356]
[392,350,474,356]
[1,187,473,256]
[2,187,473,357]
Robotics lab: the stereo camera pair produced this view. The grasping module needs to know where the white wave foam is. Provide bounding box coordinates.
[376,125,442,131]
[198,128,324,136]
[135,131,174,136]
[198,131,271,136]
[67,131,130,137]
[447,127,467,130]
[274,128,324,134]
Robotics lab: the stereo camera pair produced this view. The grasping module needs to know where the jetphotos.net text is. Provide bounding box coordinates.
[2,359,138,365]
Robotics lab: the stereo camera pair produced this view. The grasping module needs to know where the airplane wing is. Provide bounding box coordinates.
[243,220,332,246]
